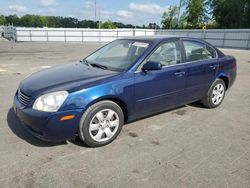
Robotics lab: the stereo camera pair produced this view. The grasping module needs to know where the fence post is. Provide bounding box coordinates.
[82,30,84,42]
[99,29,101,42]
[247,32,250,50]
[29,30,32,42]
[117,30,118,39]
[133,29,135,36]
[64,30,66,42]
[203,30,206,40]
[222,31,226,48]
[46,29,48,42]
[13,27,16,41]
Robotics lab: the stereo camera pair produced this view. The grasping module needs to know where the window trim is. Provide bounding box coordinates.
[181,39,218,64]
[134,38,219,74]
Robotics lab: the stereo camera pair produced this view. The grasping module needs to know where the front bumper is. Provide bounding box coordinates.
[13,94,84,142]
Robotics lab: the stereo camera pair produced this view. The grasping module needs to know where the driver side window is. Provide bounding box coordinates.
[147,41,181,67]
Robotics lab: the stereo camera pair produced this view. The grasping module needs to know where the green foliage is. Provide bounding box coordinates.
[161,0,250,29]
[161,6,179,29]
[147,23,160,29]
[2,14,142,28]
[178,13,188,28]
[99,20,117,29]
[185,0,208,28]
[0,15,6,25]
[5,15,19,25]
[210,0,250,28]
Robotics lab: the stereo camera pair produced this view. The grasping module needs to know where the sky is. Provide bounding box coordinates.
[0,0,180,25]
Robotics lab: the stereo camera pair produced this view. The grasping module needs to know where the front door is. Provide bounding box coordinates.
[134,40,186,117]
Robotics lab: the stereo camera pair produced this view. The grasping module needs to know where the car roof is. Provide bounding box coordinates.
[121,35,216,49]
[121,35,207,43]
[122,35,181,42]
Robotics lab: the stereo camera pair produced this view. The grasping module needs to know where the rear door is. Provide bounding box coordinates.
[181,39,219,102]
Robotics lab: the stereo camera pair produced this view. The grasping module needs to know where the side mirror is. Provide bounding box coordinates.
[142,61,162,72]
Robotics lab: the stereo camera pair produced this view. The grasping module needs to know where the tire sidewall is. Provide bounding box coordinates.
[79,101,124,147]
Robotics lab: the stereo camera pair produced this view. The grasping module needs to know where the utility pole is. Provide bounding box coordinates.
[177,0,182,28]
[94,0,97,28]
[98,8,101,29]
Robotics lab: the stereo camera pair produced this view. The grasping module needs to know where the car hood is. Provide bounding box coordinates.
[19,62,119,96]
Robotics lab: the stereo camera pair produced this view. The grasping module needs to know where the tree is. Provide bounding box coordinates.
[161,6,179,29]
[246,0,250,28]
[5,15,20,25]
[0,15,6,25]
[39,16,49,27]
[19,15,34,27]
[178,12,188,28]
[147,23,160,29]
[1,14,139,28]
[210,0,250,28]
[46,16,63,27]
[78,20,97,28]
[124,24,135,28]
[177,0,186,27]
[113,22,125,28]
[61,17,78,28]
[99,20,117,29]
[185,0,208,28]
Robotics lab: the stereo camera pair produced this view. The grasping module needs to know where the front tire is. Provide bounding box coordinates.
[79,100,124,147]
[201,79,226,108]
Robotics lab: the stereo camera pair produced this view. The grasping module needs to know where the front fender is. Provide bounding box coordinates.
[59,74,135,116]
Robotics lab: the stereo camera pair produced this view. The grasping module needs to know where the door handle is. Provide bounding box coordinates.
[175,71,185,77]
[210,65,216,70]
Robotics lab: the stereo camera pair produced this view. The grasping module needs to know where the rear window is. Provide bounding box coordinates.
[183,41,217,62]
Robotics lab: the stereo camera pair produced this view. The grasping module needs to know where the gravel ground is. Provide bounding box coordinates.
[0,41,250,188]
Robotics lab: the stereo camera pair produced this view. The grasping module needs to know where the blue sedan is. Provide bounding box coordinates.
[13,36,237,147]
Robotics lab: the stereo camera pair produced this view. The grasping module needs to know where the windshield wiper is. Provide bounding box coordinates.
[81,59,90,66]
[90,63,108,70]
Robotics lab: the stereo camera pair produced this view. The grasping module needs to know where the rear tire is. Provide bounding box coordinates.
[201,79,226,108]
[79,100,124,147]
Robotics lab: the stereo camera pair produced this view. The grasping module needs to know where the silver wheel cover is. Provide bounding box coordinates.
[89,109,119,142]
[211,83,225,105]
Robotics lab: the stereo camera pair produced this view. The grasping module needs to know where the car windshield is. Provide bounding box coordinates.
[85,39,150,72]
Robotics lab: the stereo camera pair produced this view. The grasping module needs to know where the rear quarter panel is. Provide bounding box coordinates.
[217,55,237,89]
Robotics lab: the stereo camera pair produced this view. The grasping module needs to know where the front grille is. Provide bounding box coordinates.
[17,89,30,106]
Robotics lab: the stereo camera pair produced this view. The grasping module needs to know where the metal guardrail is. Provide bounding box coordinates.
[2,26,250,49]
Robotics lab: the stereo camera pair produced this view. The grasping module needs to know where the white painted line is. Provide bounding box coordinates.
[41,66,51,69]
[0,69,7,72]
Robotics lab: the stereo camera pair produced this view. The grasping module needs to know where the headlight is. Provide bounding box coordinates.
[33,91,68,112]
